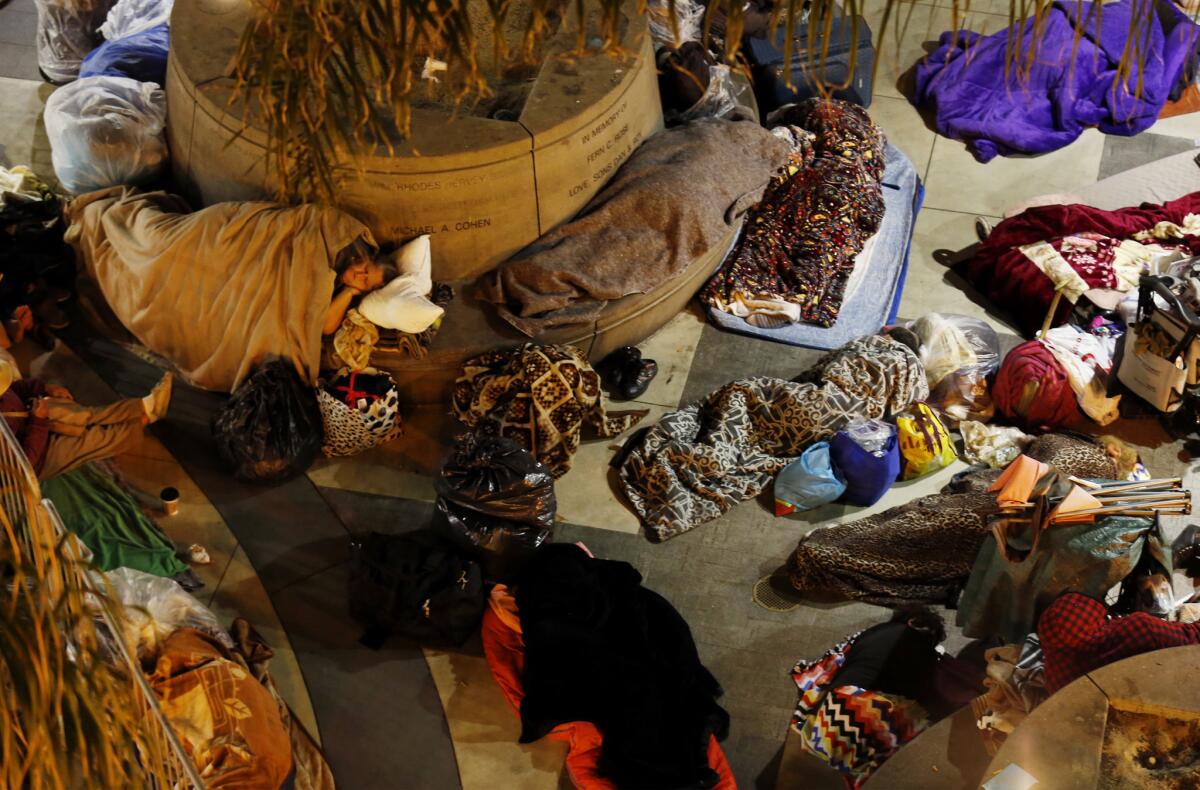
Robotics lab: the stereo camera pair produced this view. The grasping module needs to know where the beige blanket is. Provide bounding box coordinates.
[65,187,372,391]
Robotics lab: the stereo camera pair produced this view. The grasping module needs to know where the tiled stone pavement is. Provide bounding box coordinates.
[6,0,1200,786]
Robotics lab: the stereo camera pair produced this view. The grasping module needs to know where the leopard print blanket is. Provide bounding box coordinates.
[452,344,645,478]
[787,433,1118,606]
[618,335,928,541]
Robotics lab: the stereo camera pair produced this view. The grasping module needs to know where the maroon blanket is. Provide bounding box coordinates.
[957,193,1200,337]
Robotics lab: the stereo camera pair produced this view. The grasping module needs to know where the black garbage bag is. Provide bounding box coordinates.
[212,360,323,482]
[434,434,556,581]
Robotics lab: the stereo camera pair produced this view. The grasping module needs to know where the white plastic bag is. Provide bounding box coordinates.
[101,0,172,40]
[101,567,232,660]
[646,0,704,47]
[35,0,115,83]
[44,75,168,195]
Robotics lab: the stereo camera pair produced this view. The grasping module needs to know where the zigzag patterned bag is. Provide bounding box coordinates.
[791,635,928,788]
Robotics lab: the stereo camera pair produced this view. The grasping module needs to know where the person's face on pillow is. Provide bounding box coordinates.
[341,257,386,292]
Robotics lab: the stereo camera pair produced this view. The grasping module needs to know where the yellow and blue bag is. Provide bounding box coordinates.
[896,402,956,480]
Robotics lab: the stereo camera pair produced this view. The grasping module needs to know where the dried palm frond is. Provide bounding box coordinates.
[0,422,198,788]
[233,0,1197,203]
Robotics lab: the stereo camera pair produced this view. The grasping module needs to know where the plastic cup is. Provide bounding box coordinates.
[160,486,180,516]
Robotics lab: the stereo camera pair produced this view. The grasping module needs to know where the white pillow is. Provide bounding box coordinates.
[391,235,433,289]
[359,235,444,333]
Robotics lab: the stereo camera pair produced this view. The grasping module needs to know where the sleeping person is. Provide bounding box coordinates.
[64,187,436,393]
[323,240,399,336]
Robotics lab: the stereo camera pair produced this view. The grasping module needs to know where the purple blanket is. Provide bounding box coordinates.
[913,0,1199,162]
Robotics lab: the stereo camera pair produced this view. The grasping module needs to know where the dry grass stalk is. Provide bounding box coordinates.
[0,427,196,788]
[233,0,1188,203]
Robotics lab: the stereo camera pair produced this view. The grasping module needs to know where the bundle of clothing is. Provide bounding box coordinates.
[994,326,1121,431]
[970,635,1047,753]
[618,334,927,541]
[913,0,1200,162]
[147,628,293,787]
[791,607,985,788]
[477,119,791,336]
[1039,592,1200,693]
[902,313,1000,425]
[993,339,1081,431]
[482,544,733,789]
[702,99,887,328]
[958,192,1200,337]
[65,186,373,391]
[787,433,1117,605]
[106,569,334,789]
[452,344,646,477]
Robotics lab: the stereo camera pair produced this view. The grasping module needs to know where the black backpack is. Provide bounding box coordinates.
[348,530,485,649]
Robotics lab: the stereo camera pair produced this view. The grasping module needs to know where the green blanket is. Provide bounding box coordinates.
[42,465,187,578]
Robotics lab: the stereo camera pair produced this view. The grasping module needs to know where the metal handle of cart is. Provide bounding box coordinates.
[1138,275,1200,361]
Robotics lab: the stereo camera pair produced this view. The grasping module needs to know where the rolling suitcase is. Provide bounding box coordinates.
[745,15,875,115]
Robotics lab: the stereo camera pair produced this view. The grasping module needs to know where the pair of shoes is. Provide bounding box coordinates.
[143,372,174,423]
[599,347,658,401]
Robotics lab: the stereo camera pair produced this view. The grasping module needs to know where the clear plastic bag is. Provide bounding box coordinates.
[100,567,232,661]
[44,75,168,195]
[841,417,895,456]
[100,0,172,40]
[905,313,1001,425]
[671,64,739,123]
[646,0,705,47]
[959,420,1030,469]
[34,0,115,84]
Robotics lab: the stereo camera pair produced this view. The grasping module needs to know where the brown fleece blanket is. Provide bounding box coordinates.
[478,119,792,336]
[65,187,373,392]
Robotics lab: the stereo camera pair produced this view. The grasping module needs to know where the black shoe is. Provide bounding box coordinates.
[599,347,641,395]
[1174,525,1200,579]
[619,358,657,400]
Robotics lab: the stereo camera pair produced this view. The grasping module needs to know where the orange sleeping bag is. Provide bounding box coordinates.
[480,606,737,789]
